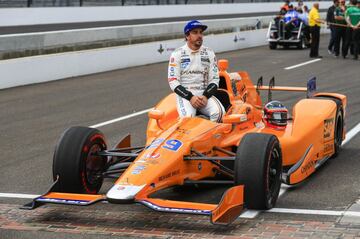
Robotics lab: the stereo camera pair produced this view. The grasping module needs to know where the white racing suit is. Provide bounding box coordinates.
[168,44,225,122]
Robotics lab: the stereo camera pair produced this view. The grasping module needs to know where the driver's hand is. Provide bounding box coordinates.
[190,96,203,109]
[198,96,208,108]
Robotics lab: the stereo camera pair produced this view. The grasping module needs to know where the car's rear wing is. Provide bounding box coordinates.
[255,76,316,101]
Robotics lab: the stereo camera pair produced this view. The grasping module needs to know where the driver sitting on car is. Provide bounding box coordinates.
[167,20,225,123]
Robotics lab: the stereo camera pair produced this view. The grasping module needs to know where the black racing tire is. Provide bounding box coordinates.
[52,126,107,194]
[333,104,344,157]
[234,133,282,210]
[269,42,277,50]
[297,37,306,49]
[314,96,344,157]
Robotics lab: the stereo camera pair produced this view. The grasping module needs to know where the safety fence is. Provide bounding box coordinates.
[0,0,328,7]
[0,16,272,60]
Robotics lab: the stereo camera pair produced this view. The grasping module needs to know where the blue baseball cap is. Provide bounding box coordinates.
[184,20,208,35]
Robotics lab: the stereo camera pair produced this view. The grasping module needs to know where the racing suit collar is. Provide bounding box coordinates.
[185,43,203,53]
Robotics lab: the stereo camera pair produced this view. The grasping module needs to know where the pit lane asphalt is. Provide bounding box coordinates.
[0,35,359,226]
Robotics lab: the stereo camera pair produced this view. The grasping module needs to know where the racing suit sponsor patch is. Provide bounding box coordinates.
[182,70,205,75]
[181,58,190,63]
[200,49,208,56]
[181,62,189,69]
[201,57,210,63]
[178,97,187,116]
[168,77,177,82]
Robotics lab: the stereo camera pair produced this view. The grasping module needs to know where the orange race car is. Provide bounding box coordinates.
[23,59,346,225]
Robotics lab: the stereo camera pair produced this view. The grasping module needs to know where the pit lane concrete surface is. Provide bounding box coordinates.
[1,35,360,238]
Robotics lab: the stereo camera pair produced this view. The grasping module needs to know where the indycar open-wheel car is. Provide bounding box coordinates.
[23,59,346,225]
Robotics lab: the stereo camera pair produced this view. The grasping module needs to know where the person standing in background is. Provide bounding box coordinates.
[333,0,347,57]
[282,0,291,11]
[298,5,311,44]
[327,0,340,54]
[343,0,357,58]
[309,3,325,58]
[344,0,360,59]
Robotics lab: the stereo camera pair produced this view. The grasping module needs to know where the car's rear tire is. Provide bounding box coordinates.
[334,105,344,157]
[234,133,282,210]
[314,96,344,157]
[53,126,107,194]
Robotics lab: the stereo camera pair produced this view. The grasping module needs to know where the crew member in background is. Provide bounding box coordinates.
[343,0,357,57]
[327,0,339,54]
[167,20,225,122]
[282,0,291,11]
[309,3,325,58]
[284,5,300,38]
[344,0,360,59]
[333,0,347,57]
[297,0,304,10]
[298,5,311,44]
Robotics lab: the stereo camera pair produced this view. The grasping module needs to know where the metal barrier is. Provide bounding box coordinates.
[0,16,272,60]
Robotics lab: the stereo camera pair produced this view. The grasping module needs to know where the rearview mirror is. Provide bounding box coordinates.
[148,109,165,120]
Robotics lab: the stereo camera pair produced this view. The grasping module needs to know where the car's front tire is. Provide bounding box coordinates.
[297,37,306,49]
[53,126,107,194]
[234,133,282,210]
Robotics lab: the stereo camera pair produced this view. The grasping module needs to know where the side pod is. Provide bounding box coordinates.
[282,145,317,185]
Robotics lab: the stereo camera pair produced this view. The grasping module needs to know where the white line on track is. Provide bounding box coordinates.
[240,208,360,218]
[342,122,360,146]
[284,58,322,70]
[239,185,290,218]
[0,193,40,199]
[267,208,360,217]
[89,108,152,128]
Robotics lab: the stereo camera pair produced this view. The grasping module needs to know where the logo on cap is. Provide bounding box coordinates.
[184,20,208,35]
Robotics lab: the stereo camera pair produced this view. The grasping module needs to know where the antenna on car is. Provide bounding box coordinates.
[268,76,275,102]
[256,76,263,95]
